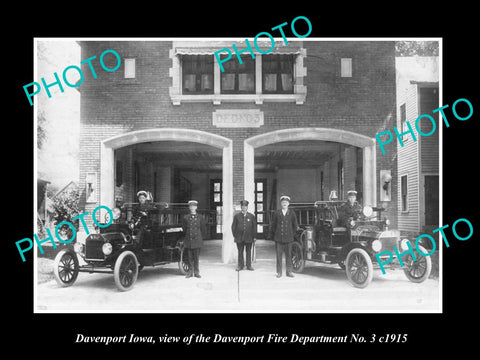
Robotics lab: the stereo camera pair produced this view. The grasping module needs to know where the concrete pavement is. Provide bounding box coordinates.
[35,240,440,312]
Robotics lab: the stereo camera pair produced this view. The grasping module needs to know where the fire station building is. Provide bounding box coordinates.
[78,39,398,263]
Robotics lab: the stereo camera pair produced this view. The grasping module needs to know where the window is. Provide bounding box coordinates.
[220,55,255,94]
[401,175,408,212]
[170,44,307,105]
[182,55,214,94]
[255,179,267,236]
[400,103,408,142]
[124,58,136,78]
[340,58,352,77]
[262,55,294,93]
[210,179,223,237]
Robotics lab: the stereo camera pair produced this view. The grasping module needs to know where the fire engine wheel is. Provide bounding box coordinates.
[291,242,305,273]
[345,248,373,288]
[114,251,139,292]
[178,246,190,275]
[53,249,79,287]
[403,245,432,283]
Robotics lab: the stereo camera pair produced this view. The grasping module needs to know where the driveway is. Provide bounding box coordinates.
[35,240,440,312]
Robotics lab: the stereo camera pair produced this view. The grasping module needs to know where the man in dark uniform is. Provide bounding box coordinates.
[181,200,206,278]
[268,195,299,278]
[231,200,257,271]
[340,190,362,238]
[132,190,156,223]
[340,190,362,223]
[132,190,156,247]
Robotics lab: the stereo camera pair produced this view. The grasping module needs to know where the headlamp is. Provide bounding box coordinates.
[400,238,410,251]
[112,207,121,220]
[371,240,382,252]
[363,206,373,217]
[102,242,113,255]
[74,242,84,254]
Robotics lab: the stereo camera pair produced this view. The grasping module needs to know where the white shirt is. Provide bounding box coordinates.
[282,209,288,216]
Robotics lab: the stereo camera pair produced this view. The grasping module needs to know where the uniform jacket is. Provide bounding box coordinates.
[133,202,157,222]
[181,213,206,249]
[231,211,257,243]
[268,209,299,243]
[340,201,362,222]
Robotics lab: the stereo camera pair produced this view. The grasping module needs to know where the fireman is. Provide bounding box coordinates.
[181,200,206,278]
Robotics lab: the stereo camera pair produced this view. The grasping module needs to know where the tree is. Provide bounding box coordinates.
[37,110,47,149]
[395,41,439,57]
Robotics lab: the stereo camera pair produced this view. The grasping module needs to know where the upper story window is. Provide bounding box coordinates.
[220,55,255,94]
[170,42,307,105]
[124,58,136,78]
[340,58,352,77]
[182,55,214,94]
[262,54,294,94]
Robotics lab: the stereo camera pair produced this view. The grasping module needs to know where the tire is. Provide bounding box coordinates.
[291,241,305,273]
[113,251,139,291]
[53,249,79,287]
[345,248,373,288]
[403,245,432,283]
[178,246,190,275]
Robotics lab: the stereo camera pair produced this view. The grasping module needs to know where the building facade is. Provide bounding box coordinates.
[78,39,397,263]
[396,57,439,234]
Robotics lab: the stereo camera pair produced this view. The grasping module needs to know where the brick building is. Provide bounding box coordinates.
[78,39,397,263]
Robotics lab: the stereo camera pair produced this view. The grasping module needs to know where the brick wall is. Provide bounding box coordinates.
[79,40,397,227]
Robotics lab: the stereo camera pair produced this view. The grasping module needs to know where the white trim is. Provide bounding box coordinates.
[169,42,307,105]
[244,128,376,208]
[100,128,235,264]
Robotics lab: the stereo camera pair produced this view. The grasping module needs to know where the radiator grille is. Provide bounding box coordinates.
[85,237,105,260]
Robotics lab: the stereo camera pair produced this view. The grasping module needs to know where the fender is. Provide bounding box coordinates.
[339,242,373,261]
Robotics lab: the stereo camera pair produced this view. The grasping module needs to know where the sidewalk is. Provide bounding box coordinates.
[36,239,440,312]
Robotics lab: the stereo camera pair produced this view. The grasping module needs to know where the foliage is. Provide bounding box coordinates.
[37,110,47,149]
[395,41,439,57]
[51,188,80,239]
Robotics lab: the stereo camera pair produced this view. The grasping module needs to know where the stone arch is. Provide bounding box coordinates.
[244,127,376,207]
[100,128,234,263]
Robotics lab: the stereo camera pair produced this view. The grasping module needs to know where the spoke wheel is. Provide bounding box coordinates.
[403,245,432,283]
[291,241,305,273]
[345,248,373,288]
[178,246,190,275]
[53,249,79,287]
[114,251,138,291]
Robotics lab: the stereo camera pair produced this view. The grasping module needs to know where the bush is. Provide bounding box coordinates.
[52,188,79,240]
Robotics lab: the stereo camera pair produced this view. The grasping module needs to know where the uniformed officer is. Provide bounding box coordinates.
[340,190,362,224]
[181,200,206,278]
[132,190,156,246]
[231,200,257,271]
[268,195,299,278]
[133,190,156,223]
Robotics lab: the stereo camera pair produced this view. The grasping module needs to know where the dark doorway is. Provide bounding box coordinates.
[424,175,439,226]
